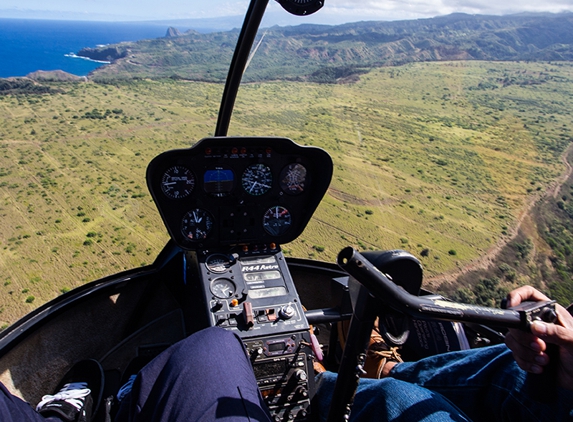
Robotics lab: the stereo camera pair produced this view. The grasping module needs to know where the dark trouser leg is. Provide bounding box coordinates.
[0,383,61,422]
[116,327,272,422]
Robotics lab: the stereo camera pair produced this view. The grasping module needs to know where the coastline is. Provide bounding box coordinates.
[64,53,111,64]
[0,18,165,78]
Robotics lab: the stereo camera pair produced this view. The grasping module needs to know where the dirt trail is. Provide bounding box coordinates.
[427,143,573,289]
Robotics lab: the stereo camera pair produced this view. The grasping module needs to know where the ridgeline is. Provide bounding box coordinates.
[80,12,573,83]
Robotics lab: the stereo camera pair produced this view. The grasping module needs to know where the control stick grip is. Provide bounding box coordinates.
[337,247,553,331]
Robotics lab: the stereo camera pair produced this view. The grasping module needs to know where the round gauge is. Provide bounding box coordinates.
[161,166,195,199]
[263,206,292,236]
[206,253,236,273]
[181,208,214,241]
[242,163,272,196]
[279,163,307,195]
[210,278,236,299]
[277,0,324,16]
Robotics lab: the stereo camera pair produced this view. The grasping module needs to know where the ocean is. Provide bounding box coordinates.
[0,19,169,78]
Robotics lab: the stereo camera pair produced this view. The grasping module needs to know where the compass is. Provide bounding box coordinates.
[276,0,324,16]
[205,253,236,273]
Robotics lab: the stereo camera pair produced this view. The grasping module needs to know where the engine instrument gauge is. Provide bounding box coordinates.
[263,206,292,236]
[279,163,307,195]
[206,253,236,273]
[161,166,195,199]
[210,278,236,299]
[242,163,272,196]
[181,208,214,240]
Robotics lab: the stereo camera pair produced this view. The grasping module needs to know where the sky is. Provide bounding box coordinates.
[1,0,572,25]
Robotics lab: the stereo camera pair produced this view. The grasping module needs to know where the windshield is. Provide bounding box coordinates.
[1,1,573,327]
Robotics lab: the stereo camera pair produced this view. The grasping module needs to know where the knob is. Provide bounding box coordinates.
[294,369,307,382]
[295,386,308,398]
[251,347,263,358]
[280,305,295,319]
[295,409,308,419]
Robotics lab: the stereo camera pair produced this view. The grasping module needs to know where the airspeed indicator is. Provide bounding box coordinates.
[161,166,195,199]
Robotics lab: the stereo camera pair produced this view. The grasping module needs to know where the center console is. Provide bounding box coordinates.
[187,246,315,421]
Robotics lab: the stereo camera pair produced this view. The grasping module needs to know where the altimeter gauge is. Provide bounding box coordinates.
[242,163,272,196]
[263,206,292,236]
[181,208,214,241]
[161,166,195,199]
[280,163,307,195]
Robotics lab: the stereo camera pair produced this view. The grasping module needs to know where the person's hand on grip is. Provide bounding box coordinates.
[504,285,573,390]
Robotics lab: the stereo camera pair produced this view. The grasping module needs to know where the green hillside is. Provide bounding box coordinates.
[84,13,573,83]
[0,60,572,326]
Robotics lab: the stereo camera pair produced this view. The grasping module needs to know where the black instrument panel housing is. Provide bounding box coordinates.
[147,136,333,250]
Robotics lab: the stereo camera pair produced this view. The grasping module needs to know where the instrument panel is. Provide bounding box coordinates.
[147,137,333,250]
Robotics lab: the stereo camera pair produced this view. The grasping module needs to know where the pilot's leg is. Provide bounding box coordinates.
[313,371,472,422]
[115,326,272,422]
[0,383,61,422]
[388,343,573,422]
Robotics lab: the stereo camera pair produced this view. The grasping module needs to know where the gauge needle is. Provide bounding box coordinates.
[249,182,259,192]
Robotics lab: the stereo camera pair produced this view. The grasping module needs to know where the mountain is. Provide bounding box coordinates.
[85,12,573,83]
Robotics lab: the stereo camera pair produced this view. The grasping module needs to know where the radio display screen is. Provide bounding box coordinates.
[268,342,285,352]
[253,360,287,378]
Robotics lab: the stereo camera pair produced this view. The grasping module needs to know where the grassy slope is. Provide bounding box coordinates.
[0,60,571,326]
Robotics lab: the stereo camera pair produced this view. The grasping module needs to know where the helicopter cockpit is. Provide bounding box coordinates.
[0,1,566,422]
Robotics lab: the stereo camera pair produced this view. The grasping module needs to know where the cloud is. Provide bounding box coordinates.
[3,0,573,23]
[315,0,573,22]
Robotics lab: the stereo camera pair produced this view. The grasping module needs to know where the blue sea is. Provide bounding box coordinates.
[0,19,169,78]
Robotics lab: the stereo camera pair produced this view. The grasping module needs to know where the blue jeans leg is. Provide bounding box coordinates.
[115,326,272,422]
[390,344,573,422]
[314,372,471,422]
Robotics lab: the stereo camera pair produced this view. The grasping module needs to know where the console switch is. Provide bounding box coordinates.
[243,302,254,327]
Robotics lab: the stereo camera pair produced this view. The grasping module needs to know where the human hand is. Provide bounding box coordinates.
[504,285,573,390]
